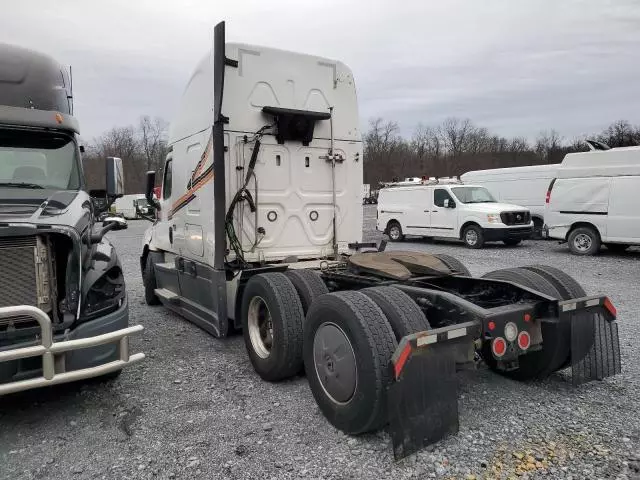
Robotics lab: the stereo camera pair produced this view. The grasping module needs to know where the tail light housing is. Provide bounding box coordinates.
[545,178,557,204]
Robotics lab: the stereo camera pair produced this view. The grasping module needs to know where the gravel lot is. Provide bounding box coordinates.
[1,205,639,480]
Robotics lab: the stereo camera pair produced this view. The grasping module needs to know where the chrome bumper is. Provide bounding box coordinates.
[0,305,144,395]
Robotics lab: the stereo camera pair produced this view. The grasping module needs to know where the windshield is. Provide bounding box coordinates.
[451,186,496,204]
[0,128,81,190]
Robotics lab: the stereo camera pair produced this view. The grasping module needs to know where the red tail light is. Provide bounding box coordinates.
[517,331,531,350]
[492,337,507,357]
[545,178,556,204]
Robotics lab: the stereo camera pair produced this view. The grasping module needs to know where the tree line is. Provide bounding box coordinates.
[363,118,640,185]
[83,115,640,193]
[82,115,169,194]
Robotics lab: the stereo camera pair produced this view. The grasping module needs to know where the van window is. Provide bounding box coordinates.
[434,189,454,207]
[163,159,173,199]
[451,186,496,204]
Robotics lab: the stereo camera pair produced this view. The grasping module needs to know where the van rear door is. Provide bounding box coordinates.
[606,176,640,243]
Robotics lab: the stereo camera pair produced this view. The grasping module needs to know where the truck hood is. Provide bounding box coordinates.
[462,202,530,213]
[0,188,93,233]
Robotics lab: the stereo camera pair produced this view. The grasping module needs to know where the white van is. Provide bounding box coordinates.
[376,180,533,248]
[113,194,146,219]
[461,164,559,237]
[545,146,640,255]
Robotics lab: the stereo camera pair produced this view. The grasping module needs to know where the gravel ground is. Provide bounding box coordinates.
[1,205,639,480]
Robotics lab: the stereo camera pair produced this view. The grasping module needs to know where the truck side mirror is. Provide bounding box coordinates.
[443,198,450,208]
[106,157,124,198]
[146,171,161,211]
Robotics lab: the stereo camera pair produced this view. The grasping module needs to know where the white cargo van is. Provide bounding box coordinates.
[545,146,640,255]
[376,179,533,248]
[461,164,558,237]
[114,193,146,219]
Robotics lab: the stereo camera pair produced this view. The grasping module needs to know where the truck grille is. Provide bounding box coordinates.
[500,211,531,226]
[0,236,39,309]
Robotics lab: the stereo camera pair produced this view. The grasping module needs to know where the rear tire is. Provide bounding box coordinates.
[481,268,568,380]
[463,225,484,248]
[241,273,305,381]
[143,251,163,306]
[284,269,329,315]
[520,265,596,365]
[387,221,404,242]
[361,286,430,340]
[433,254,471,276]
[568,226,601,255]
[304,291,397,434]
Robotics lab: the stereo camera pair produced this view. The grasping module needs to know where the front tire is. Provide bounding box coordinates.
[568,226,601,255]
[241,273,305,381]
[463,225,484,248]
[304,291,397,434]
[143,251,163,306]
[387,221,404,242]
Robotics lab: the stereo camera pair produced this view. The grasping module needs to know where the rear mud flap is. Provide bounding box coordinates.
[559,296,621,385]
[570,313,621,385]
[388,323,480,460]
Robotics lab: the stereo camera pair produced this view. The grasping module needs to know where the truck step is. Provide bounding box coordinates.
[155,262,176,271]
[154,288,180,304]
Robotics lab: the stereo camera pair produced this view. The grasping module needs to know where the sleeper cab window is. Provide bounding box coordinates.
[163,159,173,199]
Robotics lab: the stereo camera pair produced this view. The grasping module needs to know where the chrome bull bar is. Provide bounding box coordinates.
[0,305,144,395]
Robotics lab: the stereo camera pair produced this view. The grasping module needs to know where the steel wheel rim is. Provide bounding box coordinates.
[247,296,273,359]
[389,226,400,240]
[573,233,592,252]
[313,322,357,404]
[465,229,478,246]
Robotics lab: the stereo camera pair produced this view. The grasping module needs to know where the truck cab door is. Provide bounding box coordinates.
[430,188,458,237]
[155,155,175,252]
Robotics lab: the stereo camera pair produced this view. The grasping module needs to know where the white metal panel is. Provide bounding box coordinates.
[606,176,640,243]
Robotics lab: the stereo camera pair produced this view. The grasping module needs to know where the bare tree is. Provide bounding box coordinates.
[139,116,169,171]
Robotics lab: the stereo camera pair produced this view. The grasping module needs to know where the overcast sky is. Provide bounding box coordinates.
[2,0,639,143]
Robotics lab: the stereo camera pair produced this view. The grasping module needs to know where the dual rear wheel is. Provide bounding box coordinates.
[240,271,430,434]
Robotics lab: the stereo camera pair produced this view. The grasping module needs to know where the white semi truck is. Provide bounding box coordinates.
[140,22,621,458]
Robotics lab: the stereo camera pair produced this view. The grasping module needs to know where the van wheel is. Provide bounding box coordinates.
[304,291,397,434]
[241,273,305,381]
[463,225,484,248]
[387,221,404,242]
[606,243,630,253]
[568,226,601,255]
[143,251,163,305]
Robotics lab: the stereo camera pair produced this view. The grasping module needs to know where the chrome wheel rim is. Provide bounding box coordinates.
[573,233,592,252]
[313,322,357,404]
[247,296,272,359]
[465,229,478,246]
[389,226,400,240]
